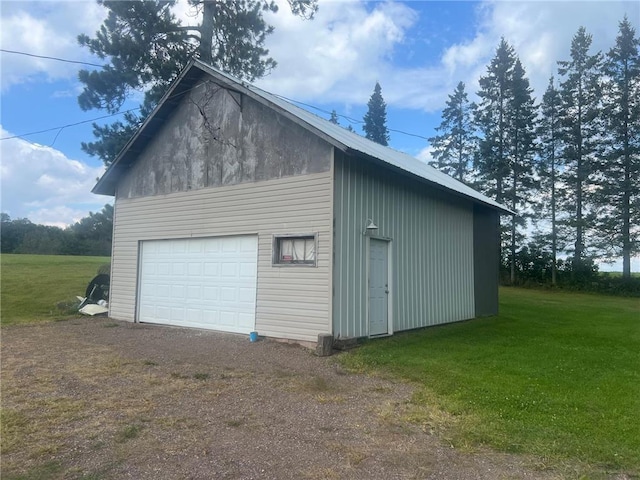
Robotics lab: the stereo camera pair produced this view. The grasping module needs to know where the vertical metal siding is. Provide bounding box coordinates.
[333,154,475,339]
[111,171,333,343]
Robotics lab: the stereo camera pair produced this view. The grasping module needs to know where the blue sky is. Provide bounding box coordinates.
[1,0,638,269]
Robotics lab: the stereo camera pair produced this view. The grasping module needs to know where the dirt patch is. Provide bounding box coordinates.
[2,318,561,479]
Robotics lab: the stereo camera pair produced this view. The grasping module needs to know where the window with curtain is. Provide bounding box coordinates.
[273,235,316,266]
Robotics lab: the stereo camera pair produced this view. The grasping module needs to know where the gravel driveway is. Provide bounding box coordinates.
[2,318,557,479]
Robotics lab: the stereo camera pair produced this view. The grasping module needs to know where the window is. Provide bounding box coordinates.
[273,234,317,266]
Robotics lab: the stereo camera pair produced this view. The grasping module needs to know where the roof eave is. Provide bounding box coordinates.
[344,148,514,215]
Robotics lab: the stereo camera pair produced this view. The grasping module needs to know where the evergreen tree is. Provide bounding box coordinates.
[537,76,563,285]
[363,82,390,146]
[595,16,640,278]
[474,38,517,272]
[474,38,516,204]
[428,81,476,182]
[557,27,603,274]
[504,58,538,283]
[329,109,339,124]
[78,0,317,166]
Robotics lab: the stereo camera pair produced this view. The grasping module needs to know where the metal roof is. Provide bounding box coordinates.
[93,59,512,214]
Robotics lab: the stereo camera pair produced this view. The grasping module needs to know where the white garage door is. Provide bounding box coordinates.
[138,236,258,334]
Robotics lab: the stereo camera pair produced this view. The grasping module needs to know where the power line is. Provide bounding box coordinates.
[272,93,363,125]
[0,109,141,142]
[272,93,430,141]
[2,77,430,145]
[1,49,432,141]
[0,80,211,143]
[0,48,108,69]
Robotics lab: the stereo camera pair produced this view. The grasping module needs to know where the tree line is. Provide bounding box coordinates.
[328,20,638,286]
[425,19,639,283]
[1,205,113,257]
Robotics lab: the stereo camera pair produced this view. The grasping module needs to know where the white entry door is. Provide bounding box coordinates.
[138,236,258,334]
[369,238,389,336]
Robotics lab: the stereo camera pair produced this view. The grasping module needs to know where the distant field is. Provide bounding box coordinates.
[599,271,640,278]
[1,254,110,325]
[341,287,640,475]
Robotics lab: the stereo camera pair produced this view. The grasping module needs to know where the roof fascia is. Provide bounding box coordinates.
[346,148,515,215]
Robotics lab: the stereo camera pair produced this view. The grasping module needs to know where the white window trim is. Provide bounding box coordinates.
[272,233,318,267]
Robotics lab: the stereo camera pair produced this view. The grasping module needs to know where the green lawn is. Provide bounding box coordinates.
[1,254,110,325]
[341,287,640,475]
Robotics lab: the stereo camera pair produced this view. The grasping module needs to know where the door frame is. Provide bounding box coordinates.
[366,236,393,337]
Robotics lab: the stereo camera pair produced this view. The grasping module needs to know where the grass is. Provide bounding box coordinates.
[115,424,142,443]
[341,287,640,474]
[1,254,110,325]
[1,461,63,480]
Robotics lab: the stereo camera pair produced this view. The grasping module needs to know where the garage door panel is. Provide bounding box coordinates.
[155,306,169,321]
[204,263,219,276]
[203,286,219,300]
[204,239,221,253]
[240,262,257,277]
[186,309,202,322]
[157,284,171,297]
[240,237,257,251]
[138,236,257,333]
[219,311,237,326]
[238,312,254,328]
[239,287,255,302]
[187,286,201,299]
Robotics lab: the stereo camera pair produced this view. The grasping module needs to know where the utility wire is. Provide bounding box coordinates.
[0,79,214,143]
[2,88,431,144]
[0,48,108,69]
[0,48,431,143]
[273,93,430,140]
[0,109,141,142]
[0,77,221,143]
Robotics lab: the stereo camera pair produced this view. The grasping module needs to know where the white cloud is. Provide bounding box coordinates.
[253,0,638,113]
[468,1,639,97]
[0,1,107,91]
[0,126,109,227]
[256,0,418,103]
[416,145,434,164]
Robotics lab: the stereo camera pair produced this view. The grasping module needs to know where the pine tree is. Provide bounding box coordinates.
[595,16,640,278]
[78,0,317,166]
[557,27,603,275]
[428,81,476,182]
[474,38,516,204]
[504,58,538,283]
[329,109,339,124]
[363,82,390,146]
[537,76,563,285]
[474,38,517,273]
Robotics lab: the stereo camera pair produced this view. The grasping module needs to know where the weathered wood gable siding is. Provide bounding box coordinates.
[118,80,331,198]
[110,82,333,342]
[333,152,475,339]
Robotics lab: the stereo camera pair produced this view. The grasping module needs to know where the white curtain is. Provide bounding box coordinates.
[280,238,315,262]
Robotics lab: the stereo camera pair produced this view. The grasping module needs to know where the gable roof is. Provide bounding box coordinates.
[93,59,512,214]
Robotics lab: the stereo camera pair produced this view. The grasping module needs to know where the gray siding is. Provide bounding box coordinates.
[473,205,500,316]
[118,81,331,199]
[111,171,333,342]
[333,153,475,339]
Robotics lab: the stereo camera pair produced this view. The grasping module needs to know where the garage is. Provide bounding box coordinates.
[138,236,258,334]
